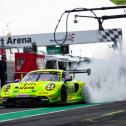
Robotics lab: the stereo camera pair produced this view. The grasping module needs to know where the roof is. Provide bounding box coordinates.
[29,69,64,73]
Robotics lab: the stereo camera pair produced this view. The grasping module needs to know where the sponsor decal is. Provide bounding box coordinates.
[23,82,36,86]
[19,82,36,89]
[19,86,35,89]
[67,33,75,41]
[50,33,75,42]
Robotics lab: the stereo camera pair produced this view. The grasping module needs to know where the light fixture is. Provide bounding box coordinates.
[74,16,78,23]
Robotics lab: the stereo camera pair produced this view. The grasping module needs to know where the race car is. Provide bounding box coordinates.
[0,69,90,107]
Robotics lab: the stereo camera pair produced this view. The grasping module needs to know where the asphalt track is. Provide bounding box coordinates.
[0,101,126,126]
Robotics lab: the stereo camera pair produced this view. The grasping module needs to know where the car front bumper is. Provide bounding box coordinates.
[2,96,50,106]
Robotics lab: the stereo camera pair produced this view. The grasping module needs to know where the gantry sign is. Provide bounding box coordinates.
[54,5,126,48]
[0,28,122,48]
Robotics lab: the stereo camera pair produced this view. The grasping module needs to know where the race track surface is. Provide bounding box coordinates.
[0,101,126,126]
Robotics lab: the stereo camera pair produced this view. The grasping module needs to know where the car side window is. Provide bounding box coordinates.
[62,72,67,81]
[62,72,72,81]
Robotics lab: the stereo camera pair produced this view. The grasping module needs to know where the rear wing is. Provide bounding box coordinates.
[66,68,91,76]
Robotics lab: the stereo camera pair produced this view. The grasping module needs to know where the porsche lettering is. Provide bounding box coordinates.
[19,87,34,89]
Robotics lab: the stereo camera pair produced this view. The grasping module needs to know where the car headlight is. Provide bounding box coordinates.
[46,83,55,91]
[3,84,11,92]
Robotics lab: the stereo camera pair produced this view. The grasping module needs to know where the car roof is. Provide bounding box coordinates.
[29,69,64,73]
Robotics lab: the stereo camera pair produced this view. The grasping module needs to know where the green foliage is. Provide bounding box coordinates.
[110,0,126,5]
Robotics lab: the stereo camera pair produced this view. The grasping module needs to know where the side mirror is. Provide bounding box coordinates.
[64,76,72,82]
[14,79,20,83]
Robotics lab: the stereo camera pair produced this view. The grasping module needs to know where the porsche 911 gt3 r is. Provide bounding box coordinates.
[0,69,90,107]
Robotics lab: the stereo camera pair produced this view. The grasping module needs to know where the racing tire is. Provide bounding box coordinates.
[60,86,67,105]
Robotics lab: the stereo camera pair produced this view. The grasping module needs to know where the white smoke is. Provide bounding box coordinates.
[75,51,126,103]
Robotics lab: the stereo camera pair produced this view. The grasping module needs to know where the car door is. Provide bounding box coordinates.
[62,72,75,101]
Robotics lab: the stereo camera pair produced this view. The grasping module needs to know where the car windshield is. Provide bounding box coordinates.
[21,71,60,82]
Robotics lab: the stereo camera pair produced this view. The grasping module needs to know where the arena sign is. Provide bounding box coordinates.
[0,35,33,48]
[0,28,122,48]
[7,37,32,45]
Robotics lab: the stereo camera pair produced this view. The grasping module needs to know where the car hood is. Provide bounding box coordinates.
[1,81,61,96]
[1,81,60,98]
[17,81,54,90]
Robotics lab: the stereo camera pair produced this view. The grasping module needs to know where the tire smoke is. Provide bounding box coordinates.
[75,52,126,103]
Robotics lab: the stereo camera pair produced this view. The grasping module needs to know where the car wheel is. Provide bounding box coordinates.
[60,86,67,105]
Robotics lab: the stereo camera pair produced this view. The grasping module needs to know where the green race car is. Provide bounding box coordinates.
[0,69,90,107]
